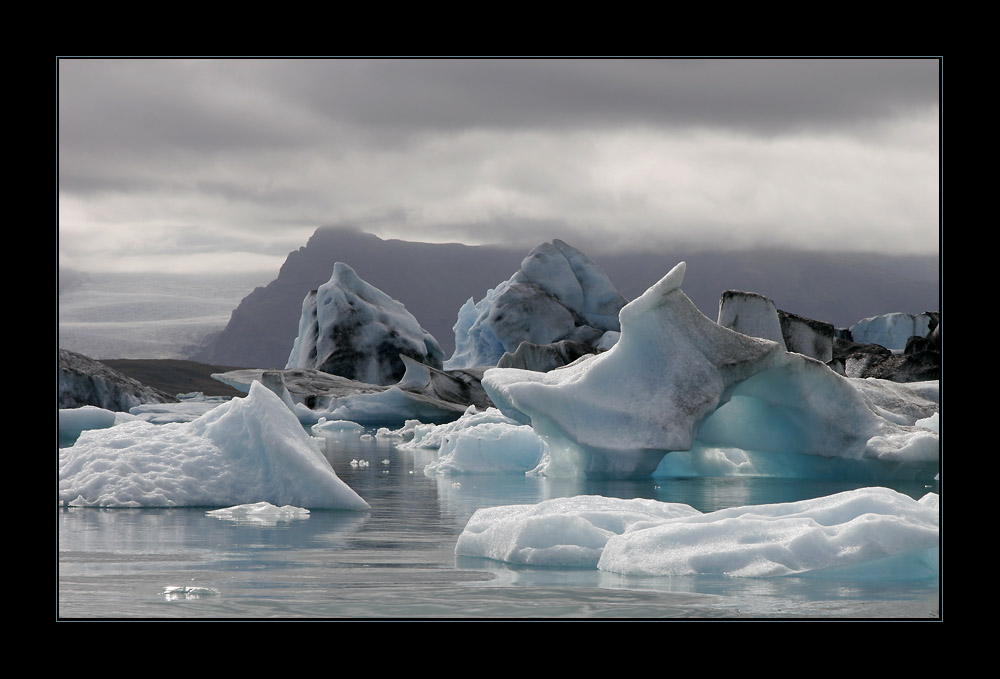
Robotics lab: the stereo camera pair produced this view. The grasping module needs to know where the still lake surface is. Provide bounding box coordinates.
[58,432,941,619]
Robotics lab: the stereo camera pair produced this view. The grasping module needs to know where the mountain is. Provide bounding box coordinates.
[192,225,940,370]
[192,227,524,368]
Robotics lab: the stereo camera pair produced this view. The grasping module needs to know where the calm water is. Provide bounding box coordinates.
[58,433,941,620]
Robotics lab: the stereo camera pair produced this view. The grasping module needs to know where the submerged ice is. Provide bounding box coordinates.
[457,487,939,579]
[58,381,370,510]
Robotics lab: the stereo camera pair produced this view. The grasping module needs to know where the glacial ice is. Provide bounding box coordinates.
[397,406,549,475]
[58,405,134,446]
[58,381,370,510]
[717,290,787,350]
[445,240,627,369]
[286,262,444,385]
[207,501,311,524]
[483,262,940,479]
[850,312,934,352]
[457,488,939,579]
[457,495,701,568]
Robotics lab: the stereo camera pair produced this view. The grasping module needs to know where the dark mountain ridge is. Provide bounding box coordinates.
[192,225,940,370]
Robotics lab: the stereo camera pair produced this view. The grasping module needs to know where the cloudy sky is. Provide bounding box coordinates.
[58,58,941,276]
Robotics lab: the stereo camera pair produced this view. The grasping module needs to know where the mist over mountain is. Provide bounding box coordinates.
[192,225,939,370]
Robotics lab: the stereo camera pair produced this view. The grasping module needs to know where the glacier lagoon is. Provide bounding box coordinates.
[58,255,940,619]
[59,426,940,619]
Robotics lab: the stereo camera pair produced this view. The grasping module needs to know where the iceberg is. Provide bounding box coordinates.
[445,240,627,369]
[286,262,444,385]
[402,406,549,475]
[717,290,787,350]
[457,495,700,568]
[58,405,135,446]
[207,502,311,524]
[779,310,834,363]
[716,293,835,362]
[850,312,935,352]
[483,262,939,479]
[457,488,939,579]
[58,381,370,510]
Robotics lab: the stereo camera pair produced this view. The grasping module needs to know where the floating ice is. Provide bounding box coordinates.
[128,394,231,424]
[717,290,787,349]
[162,586,220,600]
[311,418,366,435]
[425,420,548,475]
[391,406,547,475]
[445,240,626,369]
[457,488,939,579]
[457,495,700,568]
[286,262,444,385]
[207,501,311,524]
[598,488,939,578]
[59,381,370,510]
[58,405,134,446]
[483,262,940,479]
[850,312,934,352]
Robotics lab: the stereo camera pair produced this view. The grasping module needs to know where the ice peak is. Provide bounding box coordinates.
[619,261,686,325]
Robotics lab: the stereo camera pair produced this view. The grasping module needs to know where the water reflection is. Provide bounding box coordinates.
[58,433,940,619]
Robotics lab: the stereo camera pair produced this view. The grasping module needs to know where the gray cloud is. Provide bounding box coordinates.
[58,57,941,273]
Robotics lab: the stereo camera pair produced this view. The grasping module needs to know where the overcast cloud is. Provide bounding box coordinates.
[58,58,941,275]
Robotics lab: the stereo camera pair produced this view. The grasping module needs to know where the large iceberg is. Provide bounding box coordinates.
[286,262,444,385]
[445,240,627,369]
[457,488,939,579]
[58,381,370,510]
[483,262,939,479]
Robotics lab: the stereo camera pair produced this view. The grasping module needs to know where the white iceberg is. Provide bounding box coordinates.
[311,418,366,435]
[456,495,700,568]
[58,381,370,510]
[457,488,939,579]
[483,262,939,479]
[598,488,939,578]
[850,312,934,352]
[393,406,547,475]
[426,421,548,476]
[207,501,311,524]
